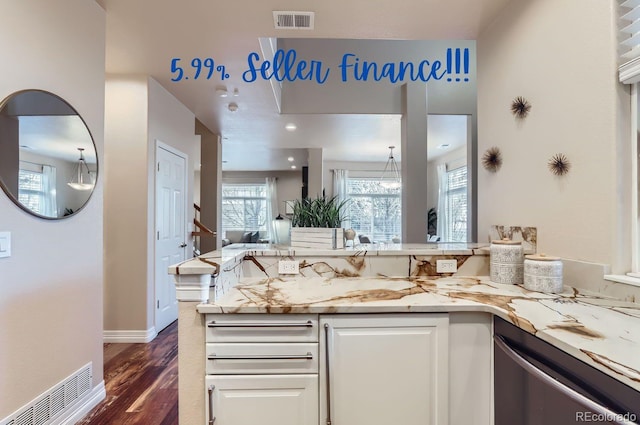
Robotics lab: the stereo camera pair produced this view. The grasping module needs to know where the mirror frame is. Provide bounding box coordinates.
[0,89,99,220]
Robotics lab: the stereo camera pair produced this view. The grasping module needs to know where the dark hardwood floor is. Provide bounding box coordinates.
[78,321,178,425]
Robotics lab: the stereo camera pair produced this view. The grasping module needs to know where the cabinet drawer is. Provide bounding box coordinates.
[206,343,319,374]
[205,375,318,425]
[205,314,318,343]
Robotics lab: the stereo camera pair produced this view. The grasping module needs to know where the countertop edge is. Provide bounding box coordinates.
[195,296,640,393]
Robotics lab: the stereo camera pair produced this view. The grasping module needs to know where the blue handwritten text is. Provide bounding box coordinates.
[242,49,330,84]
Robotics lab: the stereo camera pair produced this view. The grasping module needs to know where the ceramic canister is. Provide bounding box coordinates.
[490,238,524,284]
[524,253,563,293]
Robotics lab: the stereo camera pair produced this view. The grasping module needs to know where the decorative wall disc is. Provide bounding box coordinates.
[511,96,531,119]
[548,153,570,176]
[482,146,502,172]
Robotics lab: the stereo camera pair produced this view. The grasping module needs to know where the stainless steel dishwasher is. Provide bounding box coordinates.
[494,317,639,425]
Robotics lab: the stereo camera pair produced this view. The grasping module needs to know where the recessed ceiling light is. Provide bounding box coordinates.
[285,123,297,131]
[287,156,294,162]
[216,86,228,98]
[228,103,238,112]
[438,144,450,149]
[291,165,297,169]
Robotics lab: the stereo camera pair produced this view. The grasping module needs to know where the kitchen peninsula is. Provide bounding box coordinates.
[170,244,640,425]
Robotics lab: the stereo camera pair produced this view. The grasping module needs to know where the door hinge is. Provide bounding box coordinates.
[157,162,160,172]
[157,231,160,240]
[157,300,160,309]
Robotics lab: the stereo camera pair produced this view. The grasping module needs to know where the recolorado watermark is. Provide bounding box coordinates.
[576,411,637,422]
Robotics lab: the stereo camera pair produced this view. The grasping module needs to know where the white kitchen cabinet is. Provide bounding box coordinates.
[320,314,449,425]
[205,375,318,425]
[204,314,319,425]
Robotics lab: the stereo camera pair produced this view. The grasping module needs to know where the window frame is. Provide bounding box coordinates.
[220,182,268,235]
[18,167,46,215]
[345,176,402,242]
[443,165,468,243]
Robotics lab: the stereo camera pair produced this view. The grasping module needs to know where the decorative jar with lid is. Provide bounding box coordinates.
[490,238,524,284]
[523,253,563,293]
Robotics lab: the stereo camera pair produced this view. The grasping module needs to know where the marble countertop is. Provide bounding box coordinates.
[169,243,489,275]
[196,275,640,392]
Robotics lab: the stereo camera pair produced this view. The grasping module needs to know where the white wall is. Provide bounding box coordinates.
[0,0,105,417]
[477,0,630,271]
[104,76,149,333]
[104,76,196,333]
[147,77,198,329]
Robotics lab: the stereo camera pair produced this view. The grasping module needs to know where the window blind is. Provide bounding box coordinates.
[619,0,640,83]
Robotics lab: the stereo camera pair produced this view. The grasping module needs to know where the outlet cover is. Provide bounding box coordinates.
[278,260,299,274]
[436,259,457,273]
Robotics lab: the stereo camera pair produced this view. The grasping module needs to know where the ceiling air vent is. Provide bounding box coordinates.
[273,11,315,30]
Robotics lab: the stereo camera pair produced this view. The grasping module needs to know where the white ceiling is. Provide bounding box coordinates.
[98,0,512,170]
[19,116,97,163]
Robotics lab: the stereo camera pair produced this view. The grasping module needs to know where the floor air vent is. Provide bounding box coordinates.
[0,364,92,425]
[273,11,314,29]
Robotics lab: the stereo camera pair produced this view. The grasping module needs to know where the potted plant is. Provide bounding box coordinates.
[290,195,349,249]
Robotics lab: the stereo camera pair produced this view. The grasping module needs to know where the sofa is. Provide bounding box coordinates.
[221,230,270,247]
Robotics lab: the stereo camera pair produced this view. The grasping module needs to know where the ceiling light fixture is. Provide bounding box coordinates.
[228,102,238,112]
[67,148,94,191]
[287,156,294,162]
[285,123,297,131]
[379,146,401,189]
[291,165,297,169]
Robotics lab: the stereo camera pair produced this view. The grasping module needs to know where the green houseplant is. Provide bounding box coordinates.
[290,195,348,228]
[290,195,349,249]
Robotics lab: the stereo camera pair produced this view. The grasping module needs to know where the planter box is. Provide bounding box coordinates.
[290,228,344,249]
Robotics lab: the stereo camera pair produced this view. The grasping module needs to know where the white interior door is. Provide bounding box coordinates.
[155,142,187,333]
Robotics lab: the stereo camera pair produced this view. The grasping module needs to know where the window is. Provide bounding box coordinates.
[18,169,45,214]
[17,163,57,217]
[221,183,267,235]
[444,166,467,243]
[346,178,401,242]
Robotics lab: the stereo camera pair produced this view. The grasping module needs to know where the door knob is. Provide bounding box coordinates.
[179,243,187,248]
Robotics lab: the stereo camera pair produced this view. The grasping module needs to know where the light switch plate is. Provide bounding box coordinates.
[436,259,457,273]
[0,231,11,258]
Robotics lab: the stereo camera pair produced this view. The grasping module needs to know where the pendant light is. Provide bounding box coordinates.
[379,146,401,189]
[67,148,94,191]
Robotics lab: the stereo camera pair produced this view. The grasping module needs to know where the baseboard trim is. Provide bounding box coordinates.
[51,381,105,425]
[103,327,157,343]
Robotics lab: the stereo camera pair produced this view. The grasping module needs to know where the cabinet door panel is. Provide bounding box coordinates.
[320,314,448,425]
[205,375,318,425]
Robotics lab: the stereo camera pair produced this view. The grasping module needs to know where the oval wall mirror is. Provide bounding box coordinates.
[0,89,97,219]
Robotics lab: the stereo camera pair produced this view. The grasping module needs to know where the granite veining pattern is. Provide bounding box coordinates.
[170,244,490,277]
[197,276,640,391]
